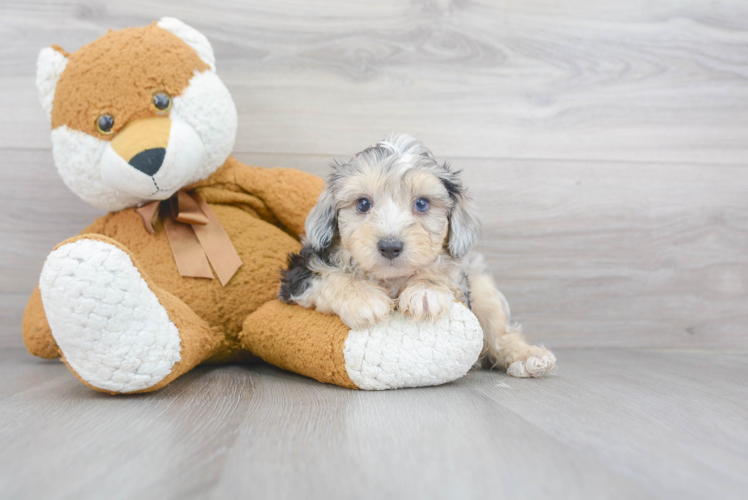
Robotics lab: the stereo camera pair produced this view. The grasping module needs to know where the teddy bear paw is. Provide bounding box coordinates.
[343,302,484,390]
[39,238,182,393]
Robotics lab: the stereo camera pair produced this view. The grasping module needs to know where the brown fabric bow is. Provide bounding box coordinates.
[136,190,242,286]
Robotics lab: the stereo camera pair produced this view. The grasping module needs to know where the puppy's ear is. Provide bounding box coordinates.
[449,195,482,258]
[305,185,337,252]
[440,165,482,259]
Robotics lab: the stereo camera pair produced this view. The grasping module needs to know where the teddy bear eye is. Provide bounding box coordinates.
[153,93,171,113]
[96,114,114,135]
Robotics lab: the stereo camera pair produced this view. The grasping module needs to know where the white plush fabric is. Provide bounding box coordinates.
[100,119,204,200]
[343,302,483,390]
[39,239,182,393]
[48,69,237,211]
[51,126,142,211]
[157,17,216,70]
[169,70,238,186]
[36,47,68,120]
[39,17,236,212]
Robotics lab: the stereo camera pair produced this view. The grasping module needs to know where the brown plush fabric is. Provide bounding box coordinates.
[111,116,171,161]
[23,158,322,358]
[51,23,209,136]
[21,157,356,391]
[240,301,357,389]
[190,156,322,236]
[27,20,360,393]
[49,234,221,394]
[21,286,58,359]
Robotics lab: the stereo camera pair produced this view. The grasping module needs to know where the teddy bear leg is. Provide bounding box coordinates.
[39,235,220,394]
[239,300,356,388]
[239,300,483,390]
[22,285,60,359]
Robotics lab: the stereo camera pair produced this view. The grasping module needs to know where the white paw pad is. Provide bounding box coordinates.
[39,239,182,393]
[507,351,557,378]
[343,302,484,390]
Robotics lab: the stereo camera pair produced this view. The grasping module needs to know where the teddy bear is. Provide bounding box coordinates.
[22,18,484,394]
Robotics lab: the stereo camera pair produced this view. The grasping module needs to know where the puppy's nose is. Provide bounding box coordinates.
[378,238,404,260]
[128,148,166,176]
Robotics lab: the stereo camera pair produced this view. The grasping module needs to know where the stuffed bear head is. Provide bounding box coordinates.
[36,18,238,211]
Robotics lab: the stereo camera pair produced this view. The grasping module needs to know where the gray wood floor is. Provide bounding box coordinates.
[1,0,747,498]
[1,347,747,500]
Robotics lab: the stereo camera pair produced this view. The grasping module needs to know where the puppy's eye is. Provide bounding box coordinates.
[414,198,430,213]
[357,198,372,213]
[96,114,114,135]
[153,93,171,113]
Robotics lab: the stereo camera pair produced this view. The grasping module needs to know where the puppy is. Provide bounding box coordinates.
[279,133,556,378]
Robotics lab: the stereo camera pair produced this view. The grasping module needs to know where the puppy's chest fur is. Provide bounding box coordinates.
[278,241,471,310]
[378,276,410,299]
[375,258,464,300]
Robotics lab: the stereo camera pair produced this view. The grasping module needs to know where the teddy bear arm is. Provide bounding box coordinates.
[228,157,324,236]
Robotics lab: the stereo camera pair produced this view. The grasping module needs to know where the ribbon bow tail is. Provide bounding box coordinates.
[137,191,243,286]
[135,201,160,235]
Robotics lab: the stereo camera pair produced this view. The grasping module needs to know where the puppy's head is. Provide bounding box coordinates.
[306,133,481,279]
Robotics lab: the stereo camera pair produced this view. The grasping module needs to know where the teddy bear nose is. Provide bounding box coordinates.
[378,238,404,260]
[128,148,166,176]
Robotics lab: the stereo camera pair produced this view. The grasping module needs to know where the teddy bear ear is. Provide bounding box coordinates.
[37,46,69,120]
[157,17,216,71]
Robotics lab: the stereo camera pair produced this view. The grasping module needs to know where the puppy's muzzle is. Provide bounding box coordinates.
[378,238,404,260]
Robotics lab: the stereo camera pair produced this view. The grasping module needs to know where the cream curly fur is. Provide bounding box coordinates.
[280,133,556,378]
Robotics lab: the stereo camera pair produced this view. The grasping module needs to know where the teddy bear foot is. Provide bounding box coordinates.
[39,237,184,393]
[243,301,485,390]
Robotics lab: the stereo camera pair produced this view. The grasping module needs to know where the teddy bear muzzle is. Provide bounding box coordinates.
[100,116,204,200]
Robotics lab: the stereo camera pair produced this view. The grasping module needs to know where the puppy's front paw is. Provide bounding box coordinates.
[398,286,454,321]
[337,291,394,330]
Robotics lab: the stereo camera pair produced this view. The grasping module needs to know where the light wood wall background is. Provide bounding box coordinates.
[1,0,746,349]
